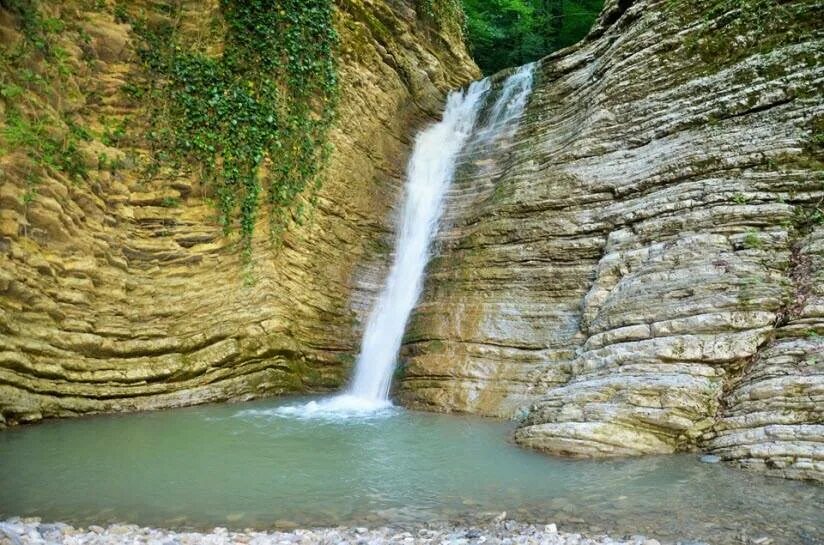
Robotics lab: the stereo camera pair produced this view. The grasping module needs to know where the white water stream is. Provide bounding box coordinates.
[277,64,535,418]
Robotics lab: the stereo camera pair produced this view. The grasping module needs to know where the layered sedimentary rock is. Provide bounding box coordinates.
[0,0,478,425]
[398,0,823,480]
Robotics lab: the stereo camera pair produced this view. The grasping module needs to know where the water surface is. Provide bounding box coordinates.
[0,397,821,545]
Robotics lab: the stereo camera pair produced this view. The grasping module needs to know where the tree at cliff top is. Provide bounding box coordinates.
[462,0,604,74]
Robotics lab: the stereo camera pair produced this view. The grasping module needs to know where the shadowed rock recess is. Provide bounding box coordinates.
[397,0,824,481]
[0,0,477,424]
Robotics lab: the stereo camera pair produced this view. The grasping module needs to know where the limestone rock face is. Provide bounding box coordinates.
[397,0,823,481]
[0,0,478,425]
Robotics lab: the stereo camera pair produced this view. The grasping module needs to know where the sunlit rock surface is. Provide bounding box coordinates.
[0,0,478,425]
[397,0,823,481]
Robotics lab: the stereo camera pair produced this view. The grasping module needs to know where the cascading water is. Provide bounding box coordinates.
[478,63,535,143]
[277,64,535,418]
[347,79,491,404]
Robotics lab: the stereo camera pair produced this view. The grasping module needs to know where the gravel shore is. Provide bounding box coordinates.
[0,518,679,545]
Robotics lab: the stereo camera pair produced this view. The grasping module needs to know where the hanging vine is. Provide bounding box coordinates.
[131,0,339,259]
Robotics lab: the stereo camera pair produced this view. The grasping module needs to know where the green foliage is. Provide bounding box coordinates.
[132,0,339,257]
[1,111,88,182]
[0,83,24,99]
[113,3,128,24]
[461,0,604,74]
[1,0,50,54]
[742,229,762,250]
[791,202,824,235]
[0,0,89,196]
[100,117,127,146]
[731,192,751,204]
[161,196,180,208]
[20,170,39,206]
[66,119,92,142]
[96,152,125,174]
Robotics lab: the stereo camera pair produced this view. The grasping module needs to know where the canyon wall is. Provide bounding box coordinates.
[398,0,824,481]
[0,0,478,425]
[2,0,821,485]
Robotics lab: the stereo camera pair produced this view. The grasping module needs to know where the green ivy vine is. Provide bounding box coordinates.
[132,0,339,258]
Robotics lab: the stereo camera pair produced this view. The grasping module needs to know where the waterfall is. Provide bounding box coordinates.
[276,64,535,418]
[348,78,492,402]
[479,63,536,142]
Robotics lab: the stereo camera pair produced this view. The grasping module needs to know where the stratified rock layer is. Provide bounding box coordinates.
[0,0,478,425]
[397,0,823,481]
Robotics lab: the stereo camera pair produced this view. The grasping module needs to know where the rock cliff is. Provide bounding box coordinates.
[397,0,823,481]
[0,0,478,425]
[2,0,821,485]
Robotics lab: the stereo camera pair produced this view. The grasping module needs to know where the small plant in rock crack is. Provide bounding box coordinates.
[742,229,763,249]
[731,192,751,204]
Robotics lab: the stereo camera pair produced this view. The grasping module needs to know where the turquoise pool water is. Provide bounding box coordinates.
[0,396,821,545]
